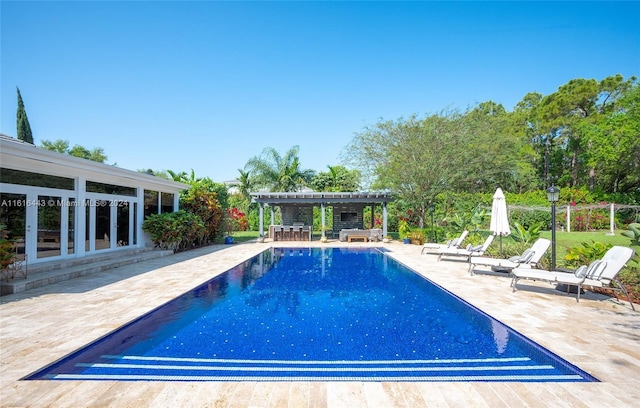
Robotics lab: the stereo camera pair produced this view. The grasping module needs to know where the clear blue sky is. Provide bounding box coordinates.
[2,1,638,183]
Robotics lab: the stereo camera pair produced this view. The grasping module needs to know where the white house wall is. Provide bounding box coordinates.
[1,136,189,264]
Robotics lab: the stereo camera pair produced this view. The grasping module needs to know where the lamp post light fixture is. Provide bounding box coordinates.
[546,185,560,270]
[429,203,436,243]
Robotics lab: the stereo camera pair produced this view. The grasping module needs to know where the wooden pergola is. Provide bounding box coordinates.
[250,191,394,239]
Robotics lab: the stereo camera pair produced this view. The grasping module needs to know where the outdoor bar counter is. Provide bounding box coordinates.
[269,225,312,241]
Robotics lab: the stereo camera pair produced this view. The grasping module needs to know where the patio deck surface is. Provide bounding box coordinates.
[1,240,639,407]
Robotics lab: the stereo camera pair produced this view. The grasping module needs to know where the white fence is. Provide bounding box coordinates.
[506,203,640,235]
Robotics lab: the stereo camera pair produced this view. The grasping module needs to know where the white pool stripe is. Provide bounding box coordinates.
[100,354,532,365]
[78,362,554,372]
[49,374,586,381]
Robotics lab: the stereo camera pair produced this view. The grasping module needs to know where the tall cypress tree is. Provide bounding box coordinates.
[16,87,34,144]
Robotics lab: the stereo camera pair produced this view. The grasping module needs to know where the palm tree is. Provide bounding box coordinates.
[236,169,254,200]
[245,146,315,192]
[166,169,188,183]
[166,169,202,185]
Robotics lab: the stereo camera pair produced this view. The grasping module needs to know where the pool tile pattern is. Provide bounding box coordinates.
[1,240,639,407]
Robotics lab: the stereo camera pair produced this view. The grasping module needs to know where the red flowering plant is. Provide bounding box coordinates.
[397,209,419,239]
[226,207,248,235]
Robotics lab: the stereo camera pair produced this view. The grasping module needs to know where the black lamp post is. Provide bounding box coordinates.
[546,185,560,270]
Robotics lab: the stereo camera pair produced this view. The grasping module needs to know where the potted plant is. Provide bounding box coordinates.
[223,213,235,244]
[398,219,411,244]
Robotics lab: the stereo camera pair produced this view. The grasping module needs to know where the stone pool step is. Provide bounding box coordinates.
[1,248,175,296]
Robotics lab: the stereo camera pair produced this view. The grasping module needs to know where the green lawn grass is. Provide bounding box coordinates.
[226,231,260,243]
[539,230,632,260]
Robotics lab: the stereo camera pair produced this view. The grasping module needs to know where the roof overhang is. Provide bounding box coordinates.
[1,136,190,192]
[250,191,394,205]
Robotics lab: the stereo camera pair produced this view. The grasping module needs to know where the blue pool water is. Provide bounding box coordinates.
[26,247,597,382]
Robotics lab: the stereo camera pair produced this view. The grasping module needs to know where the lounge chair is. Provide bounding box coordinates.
[421,230,469,255]
[437,234,495,262]
[511,246,636,310]
[468,238,551,275]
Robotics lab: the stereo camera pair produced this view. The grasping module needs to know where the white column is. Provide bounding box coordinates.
[321,203,326,237]
[129,199,135,247]
[76,177,86,257]
[607,203,615,236]
[259,203,264,237]
[60,197,69,256]
[136,188,144,247]
[383,203,388,237]
[566,205,571,233]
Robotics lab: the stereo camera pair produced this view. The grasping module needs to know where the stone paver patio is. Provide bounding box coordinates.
[1,240,639,407]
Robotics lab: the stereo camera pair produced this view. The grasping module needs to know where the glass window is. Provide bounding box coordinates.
[160,193,174,213]
[144,190,158,218]
[86,181,136,196]
[133,202,138,245]
[116,201,130,246]
[0,168,74,190]
[85,199,90,251]
[95,200,111,250]
[37,196,62,259]
[68,199,75,255]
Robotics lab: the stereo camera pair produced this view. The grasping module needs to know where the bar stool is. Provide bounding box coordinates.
[273,225,282,241]
[291,225,302,241]
[282,226,291,241]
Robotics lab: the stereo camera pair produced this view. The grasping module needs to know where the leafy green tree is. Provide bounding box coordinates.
[345,109,521,227]
[526,74,637,191]
[40,139,108,163]
[179,180,226,243]
[512,91,547,190]
[165,169,189,182]
[577,80,639,194]
[310,165,361,192]
[138,169,169,178]
[230,168,255,217]
[16,87,34,144]
[236,169,254,200]
[69,144,107,163]
[455,103,530,193]
[40,139,69,153]
[245,146,315,192]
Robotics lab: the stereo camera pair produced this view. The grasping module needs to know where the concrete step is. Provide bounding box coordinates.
[1,248,175,296]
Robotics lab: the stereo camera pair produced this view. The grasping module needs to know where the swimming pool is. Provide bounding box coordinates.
[25,247,597,382]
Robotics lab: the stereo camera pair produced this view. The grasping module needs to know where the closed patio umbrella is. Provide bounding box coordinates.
[489,187,511,257]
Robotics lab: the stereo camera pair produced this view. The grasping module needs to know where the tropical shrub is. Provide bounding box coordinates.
[444,205,486,234]
[180,183,225,242]
[619,260,640,304]
[227,207,249,232]
[398,219,411,239]
[142,210,206,251]
[571,208,610,231]
[563,241,612,268]
[509,209,549,231]
[425,225,446,243]
[509,221,543,244]
[621,223,640,246]
[0,224,15,270]
[408,230,426,245]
